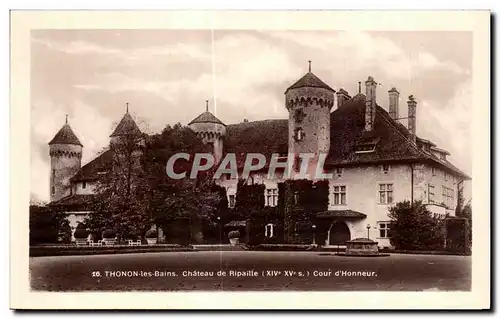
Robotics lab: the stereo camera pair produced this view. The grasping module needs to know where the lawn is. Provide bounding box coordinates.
[29,251,471,291]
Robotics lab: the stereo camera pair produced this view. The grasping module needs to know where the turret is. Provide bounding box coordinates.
[285,61,335,174]
[109,103,142,146]
[49,115,83,202]
[188,100,226,164]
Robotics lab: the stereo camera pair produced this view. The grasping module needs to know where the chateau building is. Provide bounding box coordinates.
[48,67,470,247]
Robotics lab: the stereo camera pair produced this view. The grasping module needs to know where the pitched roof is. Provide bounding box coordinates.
[286,72,335,93]
[48,194,98,211]
[188,111,225,126]
[69,95,469,183]
[324,95,470,179]
[224,119,289,167]
[71,149,113,182]
[48,124,82,146]
[110,112,142,137]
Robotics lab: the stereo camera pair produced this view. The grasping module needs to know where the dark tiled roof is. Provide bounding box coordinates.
[316,210,367,219]
[70,95,470,183]
[48,194,98,211]
[110,112,142,137]
[324,95,470,179]
[48,124,82,146]
[286,72,335,93]
[188,111,225,126]
[224,119,289,167]
[71,149,113,182]
[326,94,421,165]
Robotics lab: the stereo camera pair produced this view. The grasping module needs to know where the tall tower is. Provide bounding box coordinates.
[188,100,226,164]
[49,116,83,202]
[109,104,143,196]
[285,61,335,173]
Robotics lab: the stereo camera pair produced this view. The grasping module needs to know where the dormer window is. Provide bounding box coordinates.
[382,164,390,174]
[336,167,343,177]
[294,128,304,142]
[355,143,376,153]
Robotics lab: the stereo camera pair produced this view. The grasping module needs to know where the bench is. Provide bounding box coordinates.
[128,240,142,246]
[102,239,116,246]
[89,240,103,247]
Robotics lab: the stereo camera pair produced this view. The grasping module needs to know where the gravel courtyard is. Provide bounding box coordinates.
[29,251,471,291]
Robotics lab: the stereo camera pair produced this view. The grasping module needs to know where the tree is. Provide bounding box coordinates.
[30,205,71,245]
[140,124,222,244]
[388,200,445,250]
[85,130,151,240]
[453,199,472,253]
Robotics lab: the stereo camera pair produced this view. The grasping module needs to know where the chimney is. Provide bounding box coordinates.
[388,87,400,120]
[336,89,351,109]
[364,76,377,131]
[407,95,417,139]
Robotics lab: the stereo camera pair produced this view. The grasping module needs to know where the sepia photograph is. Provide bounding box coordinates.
[10,10,490,309]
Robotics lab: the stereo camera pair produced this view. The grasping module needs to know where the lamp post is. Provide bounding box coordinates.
[312,224,317,245]
[366,224,371,240]
[217,216,221,245]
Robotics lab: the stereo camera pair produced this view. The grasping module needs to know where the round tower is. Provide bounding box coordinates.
[49,116,83,202]
[188,100,226,164]
[285,61,335,161]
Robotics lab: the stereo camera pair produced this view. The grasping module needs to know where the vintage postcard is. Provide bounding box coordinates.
[10,10,490,309]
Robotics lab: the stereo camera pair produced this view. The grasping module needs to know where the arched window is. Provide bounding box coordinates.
[264,223,274,238]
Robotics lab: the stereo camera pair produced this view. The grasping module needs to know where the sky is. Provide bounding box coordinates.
[30,30,472,203]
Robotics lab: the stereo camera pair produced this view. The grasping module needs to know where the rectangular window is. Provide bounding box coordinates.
[333,185,347,205]
[428,183,435,203]
[378,222,391,238]
[444,172,448,181]
[432,167,436,176]
[82,181,87,189]
[51,186,55,196]
[265,188,278,207]
[442,186,454,208]
[378,184,393,204]
[228,195,235,208]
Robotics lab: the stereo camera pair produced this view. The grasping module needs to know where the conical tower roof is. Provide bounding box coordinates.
[188,100,225,126]
[286,72,335,93]
[110,112,142,137]
[49,122,82,146]
[188,111,225,126]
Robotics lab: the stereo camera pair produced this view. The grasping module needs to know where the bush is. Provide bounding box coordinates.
[30,206,71,245]
[388,200,445,250]
[145,229,157,238]
[102,229,116,239]
[74,228,89,239]
[228,230,240,239]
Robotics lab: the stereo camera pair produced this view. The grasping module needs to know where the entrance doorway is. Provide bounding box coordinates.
[329,221,350,245]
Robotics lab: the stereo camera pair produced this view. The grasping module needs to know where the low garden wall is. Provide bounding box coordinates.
[30,244,194,257]
[248,244,470,255]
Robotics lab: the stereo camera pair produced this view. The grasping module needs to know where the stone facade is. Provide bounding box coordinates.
[48,70,469,248]
[49,143,82,202]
